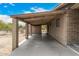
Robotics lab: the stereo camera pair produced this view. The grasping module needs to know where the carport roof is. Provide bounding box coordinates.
[10,3,75,25]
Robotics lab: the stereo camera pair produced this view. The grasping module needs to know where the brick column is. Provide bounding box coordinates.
[12,18,19,51]
[67,9,79,45]
[47,24,49,34]
[25,23,29,39]
[28,24,32,36]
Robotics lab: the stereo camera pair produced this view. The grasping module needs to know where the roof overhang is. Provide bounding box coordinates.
[11,10,65,25]
[11,3,76,25]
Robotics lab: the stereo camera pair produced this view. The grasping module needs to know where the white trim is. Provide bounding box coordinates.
[19,35,32,46]
[67,46,79,55]
[19,39,26,46]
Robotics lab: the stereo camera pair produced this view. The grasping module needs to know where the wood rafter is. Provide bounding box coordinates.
[11,10,65,25]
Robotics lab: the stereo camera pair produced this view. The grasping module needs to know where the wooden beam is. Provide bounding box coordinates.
[14,14,62,26]
[71,4,79,9]
[11,10,65,19]
[17,15,55,24]
[23,16,56,25]
[12,18,19,51]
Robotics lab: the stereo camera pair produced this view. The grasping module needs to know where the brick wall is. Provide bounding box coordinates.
[48,9,79,45]
[32,25,41,34]
[67,9,79,45]
[48,14,67,45]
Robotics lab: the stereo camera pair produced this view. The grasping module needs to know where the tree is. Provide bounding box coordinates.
[0,20,6,30]
[0,20,13,32]
[5,23,13,32]
[0,20,25,32]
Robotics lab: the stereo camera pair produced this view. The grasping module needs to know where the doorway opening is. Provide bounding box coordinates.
[41,25,47,34]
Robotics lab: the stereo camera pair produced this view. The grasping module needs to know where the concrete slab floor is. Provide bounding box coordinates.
[10,34,78,56]
[68,44,79,55]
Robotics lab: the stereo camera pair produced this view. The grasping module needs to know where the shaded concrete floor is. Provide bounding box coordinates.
[11,33,78,56]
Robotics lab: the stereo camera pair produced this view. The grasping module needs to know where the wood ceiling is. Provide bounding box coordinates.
[11,10,65,25]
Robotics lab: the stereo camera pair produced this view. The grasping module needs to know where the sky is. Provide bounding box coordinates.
[0,3,59,24]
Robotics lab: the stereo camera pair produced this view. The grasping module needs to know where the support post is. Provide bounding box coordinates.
[12,18,19,51]
[47,24,49,34]
[25,23,29,39]
[28,24,32,36]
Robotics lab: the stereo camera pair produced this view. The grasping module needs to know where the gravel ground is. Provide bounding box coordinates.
[0,32,25,56]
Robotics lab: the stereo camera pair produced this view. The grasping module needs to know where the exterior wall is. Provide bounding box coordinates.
[32,25,41,34]
[67,9,79,45]
[31,25,42,38]
[48,14,68,45]
[48,9,79,45]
